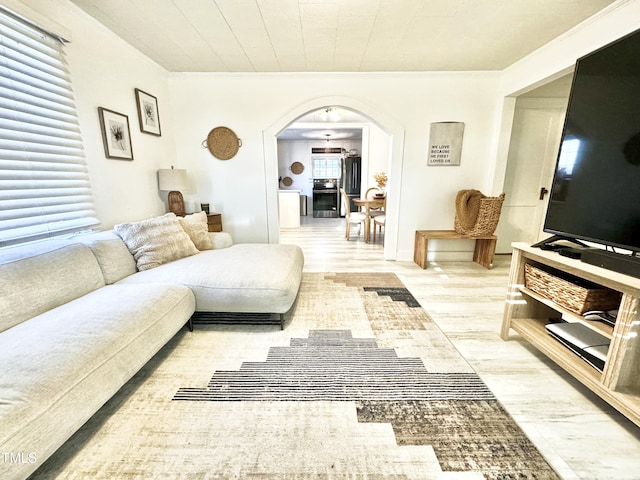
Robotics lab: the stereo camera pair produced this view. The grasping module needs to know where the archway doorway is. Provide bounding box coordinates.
[263,96,405,260]
[276,109,387,222]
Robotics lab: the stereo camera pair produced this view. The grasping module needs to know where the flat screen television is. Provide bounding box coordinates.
[540,28,640,253]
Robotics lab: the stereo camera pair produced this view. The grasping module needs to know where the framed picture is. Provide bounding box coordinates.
[98,107,134,160]
[135,88,161,136]
[427,122,465,166]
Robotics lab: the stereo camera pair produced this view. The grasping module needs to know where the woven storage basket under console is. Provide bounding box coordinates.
[524,263,622,315]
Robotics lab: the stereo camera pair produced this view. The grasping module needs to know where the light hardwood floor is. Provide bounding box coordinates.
[280,216,640,480]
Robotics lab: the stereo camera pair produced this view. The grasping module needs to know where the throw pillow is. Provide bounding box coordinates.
[179,211,213,250]
[114,213,199,271]
[86,237,137,284]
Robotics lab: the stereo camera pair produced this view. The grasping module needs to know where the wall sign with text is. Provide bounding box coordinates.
[427,122,465,166]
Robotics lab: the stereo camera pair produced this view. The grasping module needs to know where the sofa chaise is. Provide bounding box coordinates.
[0,212,304,479]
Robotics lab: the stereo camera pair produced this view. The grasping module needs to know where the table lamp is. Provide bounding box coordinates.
[158,166,188,216]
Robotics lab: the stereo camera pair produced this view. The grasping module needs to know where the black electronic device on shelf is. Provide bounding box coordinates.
[558,247,589,260]
[532,27,640,278]
[545,321,610,371]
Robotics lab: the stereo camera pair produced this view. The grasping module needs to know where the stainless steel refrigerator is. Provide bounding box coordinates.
[340,156,361,216]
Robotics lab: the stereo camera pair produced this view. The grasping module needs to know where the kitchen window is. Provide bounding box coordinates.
[312,157,341,178]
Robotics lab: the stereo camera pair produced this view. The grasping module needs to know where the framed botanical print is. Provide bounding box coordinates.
[135,88,161,136]
[98,107,134,160]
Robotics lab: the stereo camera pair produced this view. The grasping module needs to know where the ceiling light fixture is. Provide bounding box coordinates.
[320,107,340,122]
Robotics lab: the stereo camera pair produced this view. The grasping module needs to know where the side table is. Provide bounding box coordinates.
[207,213,222,232]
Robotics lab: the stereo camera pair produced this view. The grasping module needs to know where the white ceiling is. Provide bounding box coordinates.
[69,0,617,73]
[68,1,613,140]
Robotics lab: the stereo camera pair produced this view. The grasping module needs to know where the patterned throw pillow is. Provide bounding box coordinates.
[115,213,198,271]
[178,211,213,251]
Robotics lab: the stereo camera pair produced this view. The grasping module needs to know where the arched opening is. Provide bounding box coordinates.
[263,96,405,260]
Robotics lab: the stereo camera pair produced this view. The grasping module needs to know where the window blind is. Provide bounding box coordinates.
[0,9,99,247]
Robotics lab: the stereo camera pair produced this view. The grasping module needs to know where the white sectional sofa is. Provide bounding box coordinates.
[0,212,304,479]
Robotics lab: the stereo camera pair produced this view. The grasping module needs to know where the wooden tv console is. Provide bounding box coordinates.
[501,242,640,426]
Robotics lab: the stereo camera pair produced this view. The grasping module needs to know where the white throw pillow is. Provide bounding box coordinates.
[179,211,213,251]
[115,213,199,271]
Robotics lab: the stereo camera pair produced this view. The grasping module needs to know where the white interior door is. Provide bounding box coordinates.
[535,117,564,243]
[495,98,567,252]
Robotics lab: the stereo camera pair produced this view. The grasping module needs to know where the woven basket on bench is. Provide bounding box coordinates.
[454,190,505,236]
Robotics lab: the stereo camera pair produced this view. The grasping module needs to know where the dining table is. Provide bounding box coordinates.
[353,197,385,243]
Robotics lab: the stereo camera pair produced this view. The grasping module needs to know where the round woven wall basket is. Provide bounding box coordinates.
[290,161,304,174]
[206,126,241,160]
[282,176,293,186]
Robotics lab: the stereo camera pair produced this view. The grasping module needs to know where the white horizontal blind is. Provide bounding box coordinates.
[0,8,98,247]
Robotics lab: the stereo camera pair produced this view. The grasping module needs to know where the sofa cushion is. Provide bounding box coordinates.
[78,231,137,284]
[179,211,213,250]
[117,243,304,314]
[0,244,105,333]
[115,213,198,271]
[0,283,195,478]
[210,231,233,249]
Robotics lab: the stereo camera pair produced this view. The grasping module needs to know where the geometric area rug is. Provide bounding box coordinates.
[32,272,560,480]
[173,329,556,479]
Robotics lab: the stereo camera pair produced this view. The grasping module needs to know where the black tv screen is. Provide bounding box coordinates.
[543,28,640,252]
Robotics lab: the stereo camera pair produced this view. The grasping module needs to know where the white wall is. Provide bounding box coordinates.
[168,72,502,259]
[362,125,391,193]
[277,140,313,197]
[12,0,175,230]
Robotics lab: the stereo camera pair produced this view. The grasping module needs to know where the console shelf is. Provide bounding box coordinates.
[501,243,640,427]
[519,287,614,338]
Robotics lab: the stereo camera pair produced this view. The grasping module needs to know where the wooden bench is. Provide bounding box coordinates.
[414,230,497,269]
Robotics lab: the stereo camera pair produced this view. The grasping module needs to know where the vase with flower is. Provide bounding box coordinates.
[373,171,387,198]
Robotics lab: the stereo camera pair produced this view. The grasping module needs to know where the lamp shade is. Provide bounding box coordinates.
[158,168,188,191]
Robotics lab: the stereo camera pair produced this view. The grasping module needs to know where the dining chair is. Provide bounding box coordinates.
[373,214,385,242]
[365,187,379,199]
[365,187,385,218]
[372,195,387,242]
[340,188,366,240]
